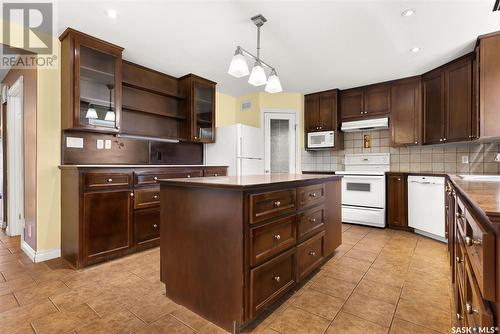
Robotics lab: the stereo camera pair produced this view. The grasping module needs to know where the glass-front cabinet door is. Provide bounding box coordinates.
[60,29,123,132]
[192,78,215,142]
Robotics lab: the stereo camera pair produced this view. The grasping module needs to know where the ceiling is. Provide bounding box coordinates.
[56,1,500,96]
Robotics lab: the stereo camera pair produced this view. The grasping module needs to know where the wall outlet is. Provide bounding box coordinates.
[495,153,500,162]
[104,139,111,149]
[461,155,469,164]
[96,139,104,149]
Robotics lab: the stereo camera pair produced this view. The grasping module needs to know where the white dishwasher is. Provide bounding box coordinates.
[407,176,446,242]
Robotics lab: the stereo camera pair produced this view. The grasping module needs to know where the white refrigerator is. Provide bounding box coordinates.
[205,124,265,176]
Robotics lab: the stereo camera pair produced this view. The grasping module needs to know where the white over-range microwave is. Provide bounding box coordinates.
[307,130,335,149]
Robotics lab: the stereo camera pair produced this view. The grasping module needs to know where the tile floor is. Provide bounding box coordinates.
[0,224,451,334]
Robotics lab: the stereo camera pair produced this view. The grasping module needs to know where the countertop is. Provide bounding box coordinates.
[159,174,342,190]
[59,164,227,169]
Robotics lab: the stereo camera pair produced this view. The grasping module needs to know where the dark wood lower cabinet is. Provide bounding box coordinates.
[60,165,227,268]
[386,173,409,230]
[160,176,342,332]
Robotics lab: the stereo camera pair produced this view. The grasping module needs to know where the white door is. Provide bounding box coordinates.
[6,77,23,237]
[264,112,296,174]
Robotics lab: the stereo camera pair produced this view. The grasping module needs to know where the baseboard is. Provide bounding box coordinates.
[21,241,61,263]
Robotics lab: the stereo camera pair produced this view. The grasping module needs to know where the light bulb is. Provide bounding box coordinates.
[248,62,267,86]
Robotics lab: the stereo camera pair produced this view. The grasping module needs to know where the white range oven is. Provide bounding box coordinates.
[336,153,390,228]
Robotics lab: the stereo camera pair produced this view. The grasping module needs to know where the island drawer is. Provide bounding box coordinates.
[249,215,297,267]
[249,189,297,224]
[297,183,325,209]
[249,248,296,318]
[464,260,494,328]
[134,207,160,245]
[297,231,325,281]
[203,167,227,177]
[134,187,160,209]
[135,169,203,186]
[84,172,132,190]
[463,209,495,301]
[298,205,325,241]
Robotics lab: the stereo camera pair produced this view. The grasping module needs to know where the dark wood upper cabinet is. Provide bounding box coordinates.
[423,69,446,145]
[340,84,390,122]
[477,32,500,138]
[390,77,421,146]
[386,173,407,229]
[364,84,390,116]
[340,88,364,120]
[179,74,216,143]
[423,54,473,145]
[60,28,124,133]
[445,57,472,142]
[304,94,320,131]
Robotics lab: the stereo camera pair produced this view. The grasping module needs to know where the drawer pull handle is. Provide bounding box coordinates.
[309,251,316,256]
[273,234,281,241]
[153,224,158,228]
[465,237,481,247]
[455,212,464,219]
[465,303,477,315]
[309,218,316,223]
[455,256,462,263]
[153,195,159,200]
[273,275,280,283]
[456,313,463,321]
[309,193,317,198]
[273,201,281,207]
[107,178,113,183]
[153,176,158,181]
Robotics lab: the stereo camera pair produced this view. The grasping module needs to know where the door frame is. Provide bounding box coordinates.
[6,76,24,237]
[262,109,300,174]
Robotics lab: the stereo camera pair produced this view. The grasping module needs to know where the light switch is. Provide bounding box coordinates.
[96,139,104,149]
[105,140,111,149]
[461,156,469,164]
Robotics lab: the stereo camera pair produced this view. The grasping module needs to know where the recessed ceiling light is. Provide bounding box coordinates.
[410,47,421,53]
[401,9,415,17]
[106,9,117,19]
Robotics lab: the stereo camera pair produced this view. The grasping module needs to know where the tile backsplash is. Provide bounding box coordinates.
[302,129,500,174]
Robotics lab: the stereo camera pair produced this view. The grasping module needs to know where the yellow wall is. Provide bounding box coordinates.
[215,92,236,127]
[36,42,61,251]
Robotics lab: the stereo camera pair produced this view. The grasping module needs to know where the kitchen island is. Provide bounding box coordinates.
[159,174,342,332]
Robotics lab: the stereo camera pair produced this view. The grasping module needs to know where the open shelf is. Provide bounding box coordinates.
[81,66,114,85]
[122,104,186,120]
[122,81,185,100]
[80,96,115,108]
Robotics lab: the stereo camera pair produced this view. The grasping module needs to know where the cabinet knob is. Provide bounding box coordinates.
[309,218,316,223]
[153,195,159,200]
[456,313,463,321]
[194,136,198,140]
[397,178,401,181]
[130,192,134,197]
[273,201,281,207]
[308,251,316,256]
[443,138,447,141]
[187,174,191,178]
[360,111,363,115]
[364,111,368,114]
[153,176,158,181]
[439,138,443,142]
[214,173,218,177]
[465,236,481,247]
[455,256,462,263]
[465,303,474,315]
[107,178,113,183]
[455,212,464,219]
[414,141,418,144]
[273,275,280,283]
[309,192,317,198]
[273,234,281,241]
[153,224,158,228]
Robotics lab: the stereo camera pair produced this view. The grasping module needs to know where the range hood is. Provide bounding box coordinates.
[341,117,389,132]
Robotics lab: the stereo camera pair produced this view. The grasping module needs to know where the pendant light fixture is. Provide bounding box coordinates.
[104,84,115,122]
[85,104,98,119]
[228,14,282,93]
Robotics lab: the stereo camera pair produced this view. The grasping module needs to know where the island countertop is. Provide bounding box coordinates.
[159,173,342,189]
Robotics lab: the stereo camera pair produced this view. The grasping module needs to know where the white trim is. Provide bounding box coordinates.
[21,240,35,261]
[261,108,301,174]
[21,241,61,263]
